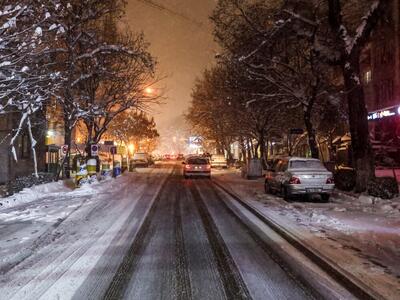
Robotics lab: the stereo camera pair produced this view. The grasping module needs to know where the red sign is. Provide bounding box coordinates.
[61,145,69,155]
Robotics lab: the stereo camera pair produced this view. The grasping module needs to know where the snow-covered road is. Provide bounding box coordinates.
[0,163,371,299]
[0,165,172,299]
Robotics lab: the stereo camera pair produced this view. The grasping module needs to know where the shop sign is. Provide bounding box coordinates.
[368,106,400,121]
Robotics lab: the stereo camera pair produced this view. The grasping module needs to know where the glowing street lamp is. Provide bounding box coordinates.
[144,87,154,96]
[128,143,135,154]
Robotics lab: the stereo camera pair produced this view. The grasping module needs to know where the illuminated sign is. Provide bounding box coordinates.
[368,106,400,121]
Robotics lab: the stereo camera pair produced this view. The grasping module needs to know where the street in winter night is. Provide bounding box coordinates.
[0,1,400,299]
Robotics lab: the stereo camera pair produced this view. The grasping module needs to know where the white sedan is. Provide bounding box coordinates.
[183,157,211,179]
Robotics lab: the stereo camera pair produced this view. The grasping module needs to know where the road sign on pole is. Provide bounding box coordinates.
[104,141,114,146]
[110,146,117,155]
[91,144,99,156]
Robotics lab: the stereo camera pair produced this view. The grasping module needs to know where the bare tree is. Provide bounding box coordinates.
[0,1,60,176]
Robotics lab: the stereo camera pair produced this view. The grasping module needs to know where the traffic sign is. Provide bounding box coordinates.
[110,146,117,155]
[61,145,69,155]
[91,144,99,156]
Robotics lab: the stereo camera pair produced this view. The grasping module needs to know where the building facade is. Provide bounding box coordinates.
[0,113,47,185]
[361,0,400,164]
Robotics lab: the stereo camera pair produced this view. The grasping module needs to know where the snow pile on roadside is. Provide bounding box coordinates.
[213,170,400,284]
[0,176,115,210]
[0,181,73,209]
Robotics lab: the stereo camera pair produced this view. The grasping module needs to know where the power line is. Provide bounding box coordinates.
[136,0,203,28]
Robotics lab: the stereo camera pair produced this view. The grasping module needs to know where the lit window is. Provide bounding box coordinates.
[364,70,372,84]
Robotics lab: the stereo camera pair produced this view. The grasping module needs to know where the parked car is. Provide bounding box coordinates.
[210,154,228,168]
[183,156,211,179]
[264,157,334,201]
[131,152,150,167]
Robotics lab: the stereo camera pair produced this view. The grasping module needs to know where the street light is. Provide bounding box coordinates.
[144,87,154,96]
[128,143,135,154]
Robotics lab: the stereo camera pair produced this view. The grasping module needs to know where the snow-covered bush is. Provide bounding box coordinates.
[367,177,399,200]
[334,169,356,191]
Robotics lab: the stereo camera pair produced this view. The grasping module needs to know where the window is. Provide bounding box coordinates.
[187,158,208,165]
[19,133,31,159]
[378,80,394,105]
[364,70,372,84]
[290,160,324,169]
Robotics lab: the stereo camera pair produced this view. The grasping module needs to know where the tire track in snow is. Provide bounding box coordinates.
[173,181,192,300]
[103,167,176,299]
[189,181,251,300]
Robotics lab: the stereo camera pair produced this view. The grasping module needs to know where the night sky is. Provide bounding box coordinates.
[124,0,217,138]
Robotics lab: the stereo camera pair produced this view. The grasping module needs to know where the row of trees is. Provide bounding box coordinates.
[187,0,387,191]
[106,110,160,154]
[0,0,158,176]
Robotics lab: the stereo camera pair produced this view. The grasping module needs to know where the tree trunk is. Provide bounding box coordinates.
[246,138,252,161]
[63,122,72,179]
[304,109,319,159]
[239,136,247,162]
[258,131,267,169]
[343,57,375,192]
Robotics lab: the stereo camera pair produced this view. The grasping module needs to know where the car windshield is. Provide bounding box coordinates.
[188,158,208,165]
[290,160,324,169]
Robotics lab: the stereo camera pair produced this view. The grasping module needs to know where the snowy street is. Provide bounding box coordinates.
[0,165,171,299]
[2,1,400,299]
[2,163,398,299]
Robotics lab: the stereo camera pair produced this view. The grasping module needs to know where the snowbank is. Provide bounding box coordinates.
[213,169,400,299]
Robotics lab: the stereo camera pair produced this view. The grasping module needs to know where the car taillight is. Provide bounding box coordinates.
[185,164,191,169]
[326,177,334,184]
[289,176,301,184]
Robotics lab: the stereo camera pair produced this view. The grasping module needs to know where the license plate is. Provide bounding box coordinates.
[307,188,322,193]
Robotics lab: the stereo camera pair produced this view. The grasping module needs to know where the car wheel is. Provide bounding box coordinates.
[283,186,290,201]
[264,181,270,194]
[321,194,330,202]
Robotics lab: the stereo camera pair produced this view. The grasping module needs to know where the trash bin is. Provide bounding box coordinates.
[75,161,88,187]
[246,158,262,180]
[113,161,122,177]
[87,158,97,176]
[101,163,111,178]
